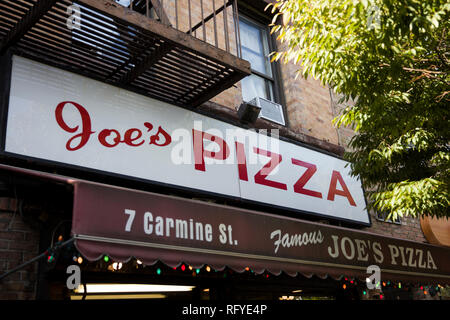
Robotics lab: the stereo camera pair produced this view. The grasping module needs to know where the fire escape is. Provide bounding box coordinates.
[0,0,251,108]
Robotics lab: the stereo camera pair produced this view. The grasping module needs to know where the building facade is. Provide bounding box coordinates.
[0,0,448,300]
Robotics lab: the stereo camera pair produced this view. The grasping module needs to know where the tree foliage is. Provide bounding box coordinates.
[268,0,449,220]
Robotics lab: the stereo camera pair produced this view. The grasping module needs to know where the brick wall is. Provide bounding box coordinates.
[0,197,40,300]
[329,90,357,149]
[277,45,340,145]
[365,210,427,243]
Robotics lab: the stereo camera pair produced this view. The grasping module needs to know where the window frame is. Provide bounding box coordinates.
[239,15,274,81]
[375,211,402,225]
[237,7,287,126]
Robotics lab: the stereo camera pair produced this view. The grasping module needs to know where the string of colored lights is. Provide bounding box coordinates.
[48,241,447,300]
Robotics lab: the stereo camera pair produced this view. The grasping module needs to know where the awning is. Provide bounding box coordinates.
[1,164,449,284]
[71,182,450,284]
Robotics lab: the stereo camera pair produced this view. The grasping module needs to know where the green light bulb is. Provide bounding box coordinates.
[104,255,110,262]
[157,268,161,275]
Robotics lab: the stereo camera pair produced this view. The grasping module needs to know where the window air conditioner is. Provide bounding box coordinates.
[248,97,285,126]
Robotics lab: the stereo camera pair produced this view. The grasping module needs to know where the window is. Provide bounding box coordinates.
[239,16,275,103]
[376,211,402,225]
[238,14,285,126]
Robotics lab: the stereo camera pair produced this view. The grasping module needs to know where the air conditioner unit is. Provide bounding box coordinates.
[237,101,261,124]
[248,97,285,126]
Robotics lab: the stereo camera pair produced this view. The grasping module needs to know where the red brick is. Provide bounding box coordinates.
[0,292,18,300]
[0,231,25,241]
[0,239,9,249]
[0,198,17,212]
[2,272,21,281]
[0,198,11,211]
[8,198,18,211]
[8,221,31,232]
[18,263,37,273]
[20,270,37,282]
[17,292,34,300]
[0,251,22,261]
[23,253,40,262]
[9,241,38,252]
[0,212,15,220]
[3,281,25,291]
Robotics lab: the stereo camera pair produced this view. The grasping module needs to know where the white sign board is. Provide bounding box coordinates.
[5,56,370,225]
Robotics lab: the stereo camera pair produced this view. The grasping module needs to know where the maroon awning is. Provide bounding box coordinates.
[71,181,450,284]
[1,164,449,284]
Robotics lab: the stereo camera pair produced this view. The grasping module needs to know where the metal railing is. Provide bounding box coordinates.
[116,0,242,57]
[0,0,250,107]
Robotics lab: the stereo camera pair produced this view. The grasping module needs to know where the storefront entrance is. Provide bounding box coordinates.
[42,254,351,301]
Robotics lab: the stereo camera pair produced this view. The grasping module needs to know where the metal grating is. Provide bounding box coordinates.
[0,0,250,108]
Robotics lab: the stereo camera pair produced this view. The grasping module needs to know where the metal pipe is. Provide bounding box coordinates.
[223,0,229,52]
[212,0,218,47]
[188,0,192,35]
[200,0,206,41]
[175,0,178,30]
[233,0,241,58]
